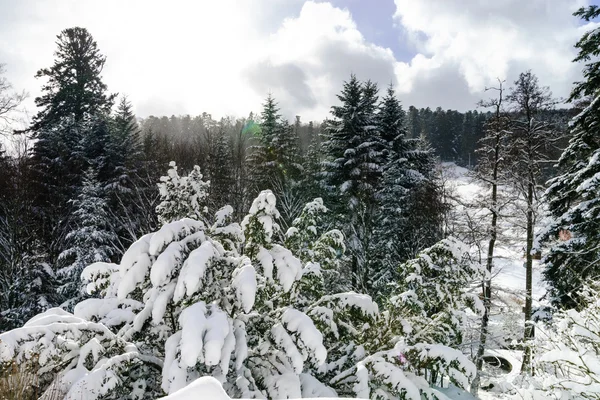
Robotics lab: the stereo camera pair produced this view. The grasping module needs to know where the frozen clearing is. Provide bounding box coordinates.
[445,162,547,305]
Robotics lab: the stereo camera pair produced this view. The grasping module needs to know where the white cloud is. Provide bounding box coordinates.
[393,0,594,108]
[244,1,399,119]
[0,0,595,124]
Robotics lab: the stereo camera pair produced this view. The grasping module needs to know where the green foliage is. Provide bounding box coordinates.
[30,27,116,132]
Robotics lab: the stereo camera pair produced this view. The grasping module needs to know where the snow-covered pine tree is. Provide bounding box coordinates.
[206,120,234,213]
[299,123,324,202]
[27,27,116,260]
[57,167,117,309]
[108,96,142,195]
[373,84,415,293]
[156,161,210,225]
[386,237,484,349]
[0,307,163,399]
[247,95,303,228]
[247,95,281,195]
[323,75,384,292]
[285,197,347,297]
[372,85,445,296]
[30,117,86,259]
[0,257,59,332]
[541,5,600,310]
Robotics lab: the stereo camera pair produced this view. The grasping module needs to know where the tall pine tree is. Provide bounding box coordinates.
[323,75,383,292]
[28,27,116,260]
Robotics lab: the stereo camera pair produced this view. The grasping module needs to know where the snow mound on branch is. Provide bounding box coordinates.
[232,261,257,313]
[271,244,303,292]
[282,308,327,365]
[149,218,205,256]
[173,240,218,302]
[117,233,154,299]
[161,376,350,400]
[160,376,230,400]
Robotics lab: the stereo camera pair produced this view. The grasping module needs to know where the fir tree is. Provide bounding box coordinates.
[109,96,142,194]
[373,85,443,295]
[248,94,282,194]
[29,27,116,132]
[322,75,383,292]
[248,95,303,227]
[57,167,116,308]
[541,5,600,310]
[206,120,234,212]
[28,27,116,260]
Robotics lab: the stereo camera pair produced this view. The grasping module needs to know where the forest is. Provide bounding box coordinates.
[1,4,600,400]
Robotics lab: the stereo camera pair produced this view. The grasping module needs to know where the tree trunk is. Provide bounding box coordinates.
[521,178,534,374]
[472,133,500,395]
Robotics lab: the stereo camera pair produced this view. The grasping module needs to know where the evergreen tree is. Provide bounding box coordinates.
[388,237,484,348]
[28,27,116,260]
[372,84,413,291]
[373,86,445,295]
[30,117,87,258]
[299,126,324,202]
[206,120,234,212]
[248,95,303,227]
[29,27,116,132]
[323,75,383,292]
[541,5,600,310]
[57,167,116,308]
[248,95,281,194]
[109,96,142,194]
[156,162,210,225]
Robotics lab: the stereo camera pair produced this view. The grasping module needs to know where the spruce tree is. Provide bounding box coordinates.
[57,167,116,308]
[28,27,116,260]
[372,85,444,296]
[206,120,234,212]
[29,27,116,132]
[248,95,281,194]
[109,96,142,194]
[541,5,600,310]
[372,84,412,291]
[248,95,303,227]
[323,75,383,292]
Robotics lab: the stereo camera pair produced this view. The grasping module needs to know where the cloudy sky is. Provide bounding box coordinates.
[0,0,598,122]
